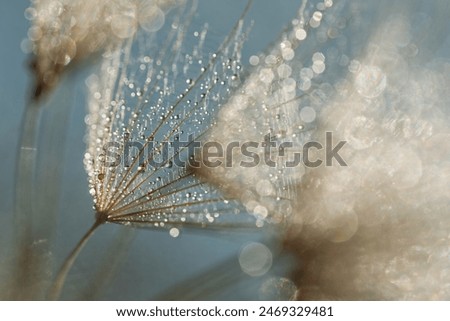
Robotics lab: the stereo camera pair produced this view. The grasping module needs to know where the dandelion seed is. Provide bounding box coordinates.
[48,1,257,299]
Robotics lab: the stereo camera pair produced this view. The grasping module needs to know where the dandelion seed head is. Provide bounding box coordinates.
[259,277,298,300]
[83,2,256,232]
[137,3,165,33]
[239,242,272,277]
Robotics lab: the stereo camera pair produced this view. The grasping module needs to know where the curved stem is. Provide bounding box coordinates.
[12,102,41,299]
[47,219,103,300]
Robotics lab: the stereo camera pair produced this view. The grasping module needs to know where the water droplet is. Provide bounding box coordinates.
[312,60,326,74]
[111,14,137,39]
[299,78,312,91]
[24,7,37,20]
[27,26,42,41]
[310,11,323,28]
[348,59,361,73]
[169,227,180,238]
[300,67,314,80]
[249,55,260,66]
[312,52,325,62]
[282,48,295,61]
[300,106,316,123]
[295,28,307,40]
[253,205,268,219]
[256,179,274,196]
[324,0,333,8]
[138,4,165,33]
[277,64,292,78]
[326,209,359,243]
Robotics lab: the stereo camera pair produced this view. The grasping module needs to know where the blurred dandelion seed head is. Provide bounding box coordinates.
[25,0,184,98]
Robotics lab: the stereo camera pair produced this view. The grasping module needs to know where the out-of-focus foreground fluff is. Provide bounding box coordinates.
[3,0,450,300]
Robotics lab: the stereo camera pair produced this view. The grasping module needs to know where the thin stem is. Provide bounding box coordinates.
[47,219,103,300]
